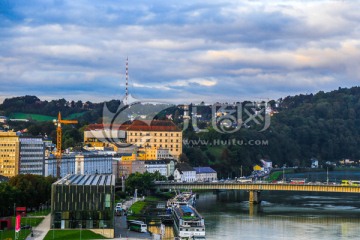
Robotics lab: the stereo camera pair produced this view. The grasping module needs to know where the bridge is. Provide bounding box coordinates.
[154,182,360,203]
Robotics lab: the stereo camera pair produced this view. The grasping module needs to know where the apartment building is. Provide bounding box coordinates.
[0,132,20,177]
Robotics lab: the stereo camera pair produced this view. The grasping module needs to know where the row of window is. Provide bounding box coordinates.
[0,165,14,168]
[0,149,16,152]
[129,132,180,137]
[0,144,17,147]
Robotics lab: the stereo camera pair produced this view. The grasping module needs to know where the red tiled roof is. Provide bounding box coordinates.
[85,120,180,132]
[126,120,180,132]
[84,124,129,131]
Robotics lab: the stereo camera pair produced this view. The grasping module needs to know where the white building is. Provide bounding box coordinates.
[45,153,118,177]
[194,167,217,182]
[144,160,168,176]
[311,158,319,168]
[157,148,173,159]
[19,137,45,175]
[260,159,273,169]
[174,163,196,182]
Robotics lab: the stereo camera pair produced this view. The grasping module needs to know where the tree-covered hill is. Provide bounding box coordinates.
[182,86,360,177]
[2,86,360,177]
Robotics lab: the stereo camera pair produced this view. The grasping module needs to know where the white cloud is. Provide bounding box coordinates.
[1,0,360,103]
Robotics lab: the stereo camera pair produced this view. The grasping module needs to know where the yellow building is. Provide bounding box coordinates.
[121,146,173,161]
[253,165,262,171]
[126,120,182,159]
[0,132,20,177]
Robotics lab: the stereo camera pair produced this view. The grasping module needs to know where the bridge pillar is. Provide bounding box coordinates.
[249,190,261,204]
[249,203,261,216]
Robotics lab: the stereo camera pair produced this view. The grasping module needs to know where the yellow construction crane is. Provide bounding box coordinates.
[53,112,78,178]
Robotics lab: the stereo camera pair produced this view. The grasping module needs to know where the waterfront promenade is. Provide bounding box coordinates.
[25,213,51,240]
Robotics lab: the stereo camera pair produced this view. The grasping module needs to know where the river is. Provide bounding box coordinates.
[150,171,360,240]
[195,190,360,240]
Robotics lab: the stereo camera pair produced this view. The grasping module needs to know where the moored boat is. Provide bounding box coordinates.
[172,204,205,239]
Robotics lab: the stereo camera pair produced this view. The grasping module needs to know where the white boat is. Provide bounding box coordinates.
[172,204,205,239]
[167,191,196,208]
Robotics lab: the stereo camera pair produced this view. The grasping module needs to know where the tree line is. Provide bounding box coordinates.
[0,174,56,217]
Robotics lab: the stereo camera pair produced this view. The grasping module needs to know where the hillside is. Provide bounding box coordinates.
[182,86,360,177]
[1,87,360,177]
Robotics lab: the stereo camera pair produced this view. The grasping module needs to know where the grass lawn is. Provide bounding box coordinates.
[43,230,109,240]
[129,201,147,214]
[10,112,55,121]
[267,169,294,182]
[27,209,51,216]
[1,216,44,240]
[9,112,86,122]
[66,112,86,119]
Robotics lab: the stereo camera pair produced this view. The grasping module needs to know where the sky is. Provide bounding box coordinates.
[1,0,360,104]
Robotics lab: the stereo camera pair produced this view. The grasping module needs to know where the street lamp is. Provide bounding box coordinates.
[327,167,329,185]
[52,224,54,240]
[282,167,285,181]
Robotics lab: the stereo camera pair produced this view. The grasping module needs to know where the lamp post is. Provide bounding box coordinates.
[79,223,82,240]
[282,167,285,181]
[327,167,329,185]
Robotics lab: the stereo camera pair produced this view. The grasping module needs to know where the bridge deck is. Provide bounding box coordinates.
[155,182,360,193]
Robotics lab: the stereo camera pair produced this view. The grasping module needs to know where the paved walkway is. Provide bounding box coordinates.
[26,213,51,240]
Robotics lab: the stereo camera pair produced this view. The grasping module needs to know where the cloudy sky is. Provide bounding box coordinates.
[1,0,360,104]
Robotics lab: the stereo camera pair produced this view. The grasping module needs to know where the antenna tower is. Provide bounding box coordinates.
[125,57,129,105]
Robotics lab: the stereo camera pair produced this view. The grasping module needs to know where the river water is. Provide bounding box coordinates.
[151,171,360,240]
[195,190,360,240]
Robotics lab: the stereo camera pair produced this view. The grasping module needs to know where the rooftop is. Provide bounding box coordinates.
[176,163,195,172]
[193,167,217,174]
[126,120,180,132]
[53,174,115,186]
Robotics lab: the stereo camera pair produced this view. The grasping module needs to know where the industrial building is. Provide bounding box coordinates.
[51,174,115,238]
